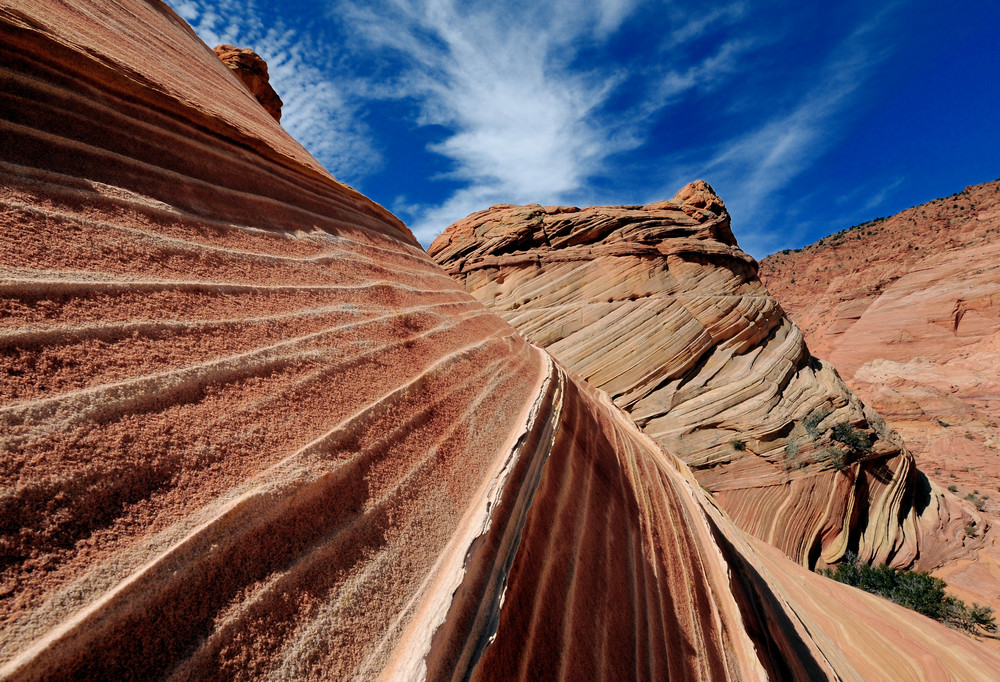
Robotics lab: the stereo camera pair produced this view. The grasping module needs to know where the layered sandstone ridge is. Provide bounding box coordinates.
[430,183,979,572]
[2,0,999,678]
[0,3,759,677]
[759,180,1000,498]
[760,179,1000,609]
[213,44,283,122]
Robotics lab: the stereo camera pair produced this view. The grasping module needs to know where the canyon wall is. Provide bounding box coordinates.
[429,182,979,573]
[760,179,1000,610]
[1,0,998,678]
[759,180,1000,505]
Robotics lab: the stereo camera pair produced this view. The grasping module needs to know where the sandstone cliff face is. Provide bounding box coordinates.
[759,180,1000,495]
[2,0,999,678]
[213,44,283,122]
[429,183,980,573]
[760,179,1000,610]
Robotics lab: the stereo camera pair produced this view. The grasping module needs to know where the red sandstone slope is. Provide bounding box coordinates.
[429,183,982,575]
[2,1,999,678]
[759,179,1000,610]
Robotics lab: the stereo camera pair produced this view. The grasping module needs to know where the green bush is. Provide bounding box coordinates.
[823,447,849,472]
[730,439,747,451]
[966,493,987,512]
[807,422,874,472]
[821,554,995,634]
[804,408,832,439]
[831,422,873,453]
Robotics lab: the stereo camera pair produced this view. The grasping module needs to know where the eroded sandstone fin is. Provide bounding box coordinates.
[430,194,980,574]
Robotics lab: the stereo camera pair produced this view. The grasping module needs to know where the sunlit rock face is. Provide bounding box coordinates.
[760,179,1000,609]
[759,180,1000,504]
[430,183,980,573]
[2,0,1000,679]
[213,44,283,122]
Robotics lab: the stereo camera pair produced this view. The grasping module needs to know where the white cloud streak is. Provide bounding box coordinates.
[655,12,893,257]
[336,0,649,243]
[664,2,747,48]
[651,38,756,107]
[169,0,896,256]
[170,0,379,181]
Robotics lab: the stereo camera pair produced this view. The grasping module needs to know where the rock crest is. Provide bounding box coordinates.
[672,179,726,214]
[213,44,283,121]
[430,185,979,573]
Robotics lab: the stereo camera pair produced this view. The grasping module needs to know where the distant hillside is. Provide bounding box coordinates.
[760,178,1000,610]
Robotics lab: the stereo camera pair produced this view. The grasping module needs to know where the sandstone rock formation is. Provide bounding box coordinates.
[213,44,283,122]
[2,0,999,678]
[760,179,1000,609]
[429,183,980,574]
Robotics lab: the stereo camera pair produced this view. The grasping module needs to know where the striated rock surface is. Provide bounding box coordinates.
[759,180,1000,496]
[213,44,283,122]
[2,0,999,678]
[429,182,980,573]
[760,179,1000,609]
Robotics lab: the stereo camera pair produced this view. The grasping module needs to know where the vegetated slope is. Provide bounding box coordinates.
[759,179,1000,612]
[429,182,982,575]
[1,0,998,678]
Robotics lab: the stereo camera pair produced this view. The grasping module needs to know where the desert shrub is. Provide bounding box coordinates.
[948,484,958,493]
[730,439,746,452]
[781,441,802,471]
[823,447,849,472]
[804,408,832,439]
[821,554,996,634]
[965,522,979,538]
[813,423,874,472]
[965,493,987,512]
[831,422,873,453]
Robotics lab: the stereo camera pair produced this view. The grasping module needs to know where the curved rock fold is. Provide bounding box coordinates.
[430,182,978,573]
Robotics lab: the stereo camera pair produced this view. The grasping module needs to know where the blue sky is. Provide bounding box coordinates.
[169,0,1000,258]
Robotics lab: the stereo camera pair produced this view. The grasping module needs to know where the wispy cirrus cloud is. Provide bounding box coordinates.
[649,37,757,108]
[654,10,895,256]
[663,2,747,48]
[167,0,902,255]
[171,0,379,181]
[331,0,779,243]
[334,0,649,242]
